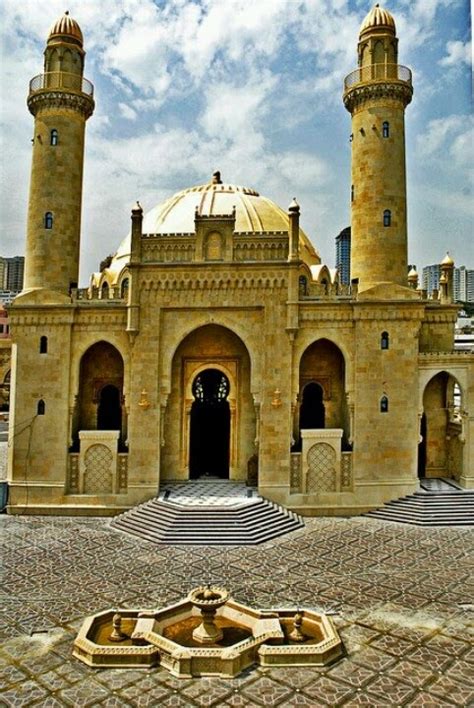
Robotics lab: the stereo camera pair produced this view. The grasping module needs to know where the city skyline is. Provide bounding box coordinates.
[0,0,472,284]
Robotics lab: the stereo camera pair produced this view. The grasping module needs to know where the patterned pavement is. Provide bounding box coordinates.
[158,479,258,506]
[0,514,473,706]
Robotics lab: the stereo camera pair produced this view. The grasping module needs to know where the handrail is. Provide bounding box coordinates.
[344,64,412,90]
[29,72,94,97]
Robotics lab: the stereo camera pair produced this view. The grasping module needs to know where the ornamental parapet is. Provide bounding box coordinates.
[343,63,413,111]
[28,72,94,117]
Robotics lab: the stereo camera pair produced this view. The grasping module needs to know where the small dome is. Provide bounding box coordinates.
[360,4,396,36]
[441,252,454,267]
[48,11,83,45]
[408,268,418,280]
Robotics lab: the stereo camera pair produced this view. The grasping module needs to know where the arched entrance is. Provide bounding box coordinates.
[74,341,125,450]
[97,384,122,432]
[190,369,230,478]
[296,338,349,450]
[162,324,255,482]
[300,383,325,430]
[420,371,463,480]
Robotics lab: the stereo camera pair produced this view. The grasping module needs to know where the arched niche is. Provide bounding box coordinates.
[162,324,255,482]
[295,338,350,450]
[420,371,464,480]
[74,341,125,450]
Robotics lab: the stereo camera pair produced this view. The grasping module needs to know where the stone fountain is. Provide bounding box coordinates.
[73,586,343,677]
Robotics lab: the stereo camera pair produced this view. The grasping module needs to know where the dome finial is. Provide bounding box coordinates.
[211,170,222,185]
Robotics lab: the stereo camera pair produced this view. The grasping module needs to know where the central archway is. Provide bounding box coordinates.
[190,369,230,478]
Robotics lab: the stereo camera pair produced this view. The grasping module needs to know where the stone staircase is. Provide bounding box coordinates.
[364,484,474,526]
[110,483,304,545]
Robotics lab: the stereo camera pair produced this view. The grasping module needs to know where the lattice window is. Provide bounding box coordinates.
[307,443,337,492]
[290,453,302,492]
[84,444,113,494]
[341,452,353,490]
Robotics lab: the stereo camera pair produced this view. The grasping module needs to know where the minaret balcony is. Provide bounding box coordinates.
[29,71,94,98]
[343,63,412,111]
[344,63,412,91]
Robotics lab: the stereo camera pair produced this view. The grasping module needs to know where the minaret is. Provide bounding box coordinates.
[343,4,412,292]
[23,11,94,295]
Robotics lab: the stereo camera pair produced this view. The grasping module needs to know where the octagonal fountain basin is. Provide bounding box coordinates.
[131,594,284,678]
[72,609,159,668]
[258,609,344,667]
[73,587,344,678]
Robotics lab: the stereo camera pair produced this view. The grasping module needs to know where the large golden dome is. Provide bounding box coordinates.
[48,11,83,45]
[108,178,319,277]
[360,4,396,36]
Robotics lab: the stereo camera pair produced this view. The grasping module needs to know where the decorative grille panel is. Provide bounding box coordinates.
[307,443,337,492]
[84,444,113,494]
[341,453,353,490]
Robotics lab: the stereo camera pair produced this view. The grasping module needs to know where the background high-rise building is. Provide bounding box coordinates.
[4,256,25,291]
[454,266,474,303]
[335,226,351,286]
[422,264,441,295]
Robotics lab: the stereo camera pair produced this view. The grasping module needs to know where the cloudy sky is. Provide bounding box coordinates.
[0,0,472,283]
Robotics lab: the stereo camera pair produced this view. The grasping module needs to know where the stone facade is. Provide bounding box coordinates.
[6,8,474,516]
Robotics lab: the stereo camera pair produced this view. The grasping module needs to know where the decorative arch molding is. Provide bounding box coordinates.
[292,334,354,397]
[69,335,130,410]
[418,367,468,411]
[160,316,261,399]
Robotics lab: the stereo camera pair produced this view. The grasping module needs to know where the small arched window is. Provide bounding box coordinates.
[382,121,390,138]
[37,399,45,415]
[381,331,389,350]
[101,282,109,299]
[380,396,389,413]
[40,336,48,354]
[299,275,308,296]
[50,129,58,146]
[44,212,53,229]
[383,209,391,227]
[120,278,129,299]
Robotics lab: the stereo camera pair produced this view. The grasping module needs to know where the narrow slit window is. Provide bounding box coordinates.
[44,212,53,229]
[40,335,48,354]
[380,396,389,413]
[382,121,390,138]
[381,331,389,350]
[383,209,391,227]
[351,184,354,202]
[37,399,45,415]
[50,129,58,146]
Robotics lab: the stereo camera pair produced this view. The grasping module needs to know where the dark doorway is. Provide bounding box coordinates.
[97,384,122,432]
[300,382,325,430]
[418,413,427,478]
[190,369,230,479]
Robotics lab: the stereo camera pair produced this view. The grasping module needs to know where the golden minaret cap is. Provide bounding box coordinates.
[360,4,396,37]
[48,10,84,45]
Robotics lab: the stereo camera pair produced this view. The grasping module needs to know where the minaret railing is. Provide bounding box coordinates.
[344,63,412,90]
[29,72,94,96]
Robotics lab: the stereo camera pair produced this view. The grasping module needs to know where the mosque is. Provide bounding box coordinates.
[7,5,473,516]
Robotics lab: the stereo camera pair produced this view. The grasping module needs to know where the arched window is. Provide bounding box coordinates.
[44,212,53,229]
[101,282,109,299]
[50,129,58,146]
[383,209,391,227]
[37,399,45,415]
[299,275,308,296]
[381,331,389,350]
[40,336,48,354]
[120,278,129,299]
[380,396,389,413]
[382,121,390,138]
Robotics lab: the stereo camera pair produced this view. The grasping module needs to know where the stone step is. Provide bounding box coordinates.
[110,496,304,545]
[364,486,474,526]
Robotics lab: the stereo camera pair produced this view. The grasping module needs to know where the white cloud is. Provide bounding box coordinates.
[439,39,472,67]
[118,102,138,121]
[416,114,465,157]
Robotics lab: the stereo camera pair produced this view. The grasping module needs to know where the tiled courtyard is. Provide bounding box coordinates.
[0,513,473,707]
